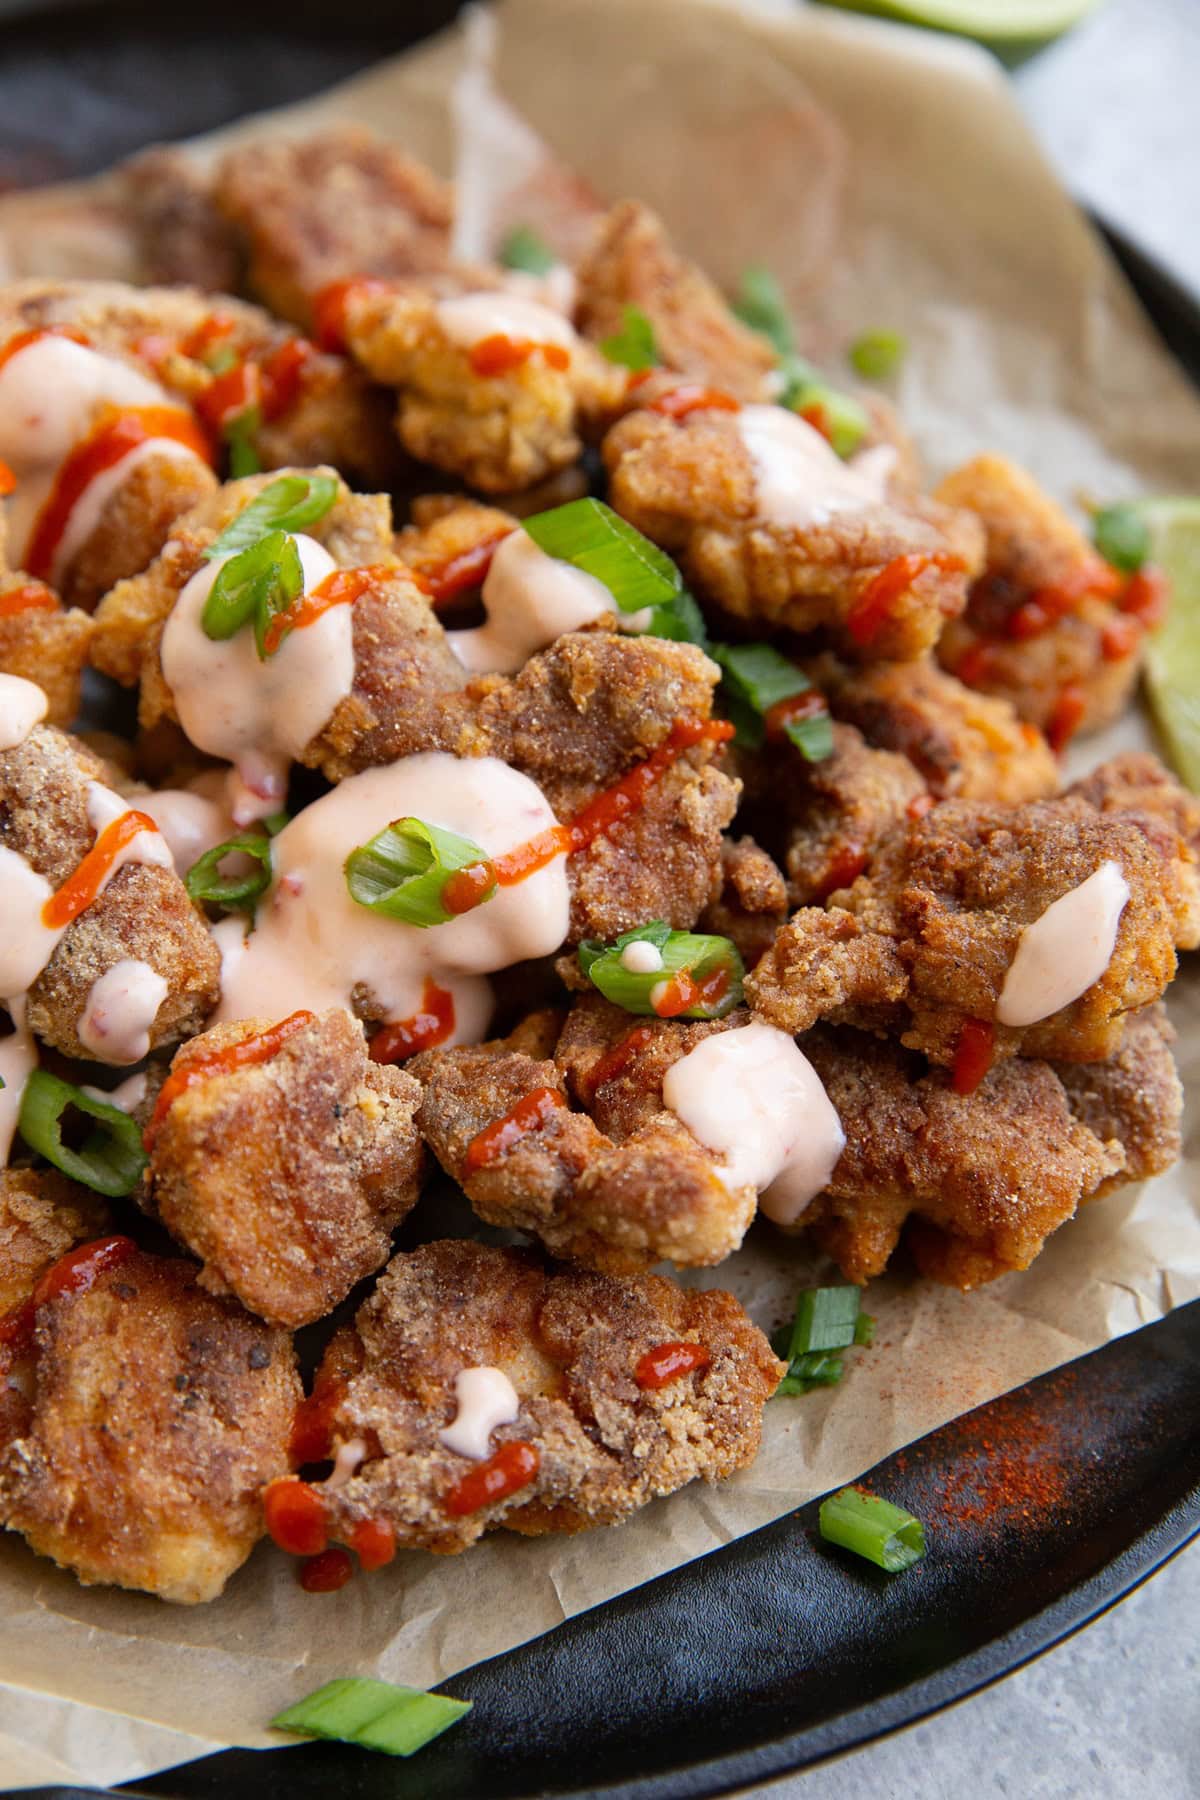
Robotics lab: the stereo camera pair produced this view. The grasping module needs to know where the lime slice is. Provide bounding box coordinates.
[1137,497,1200,793]
[814,0,1099,47]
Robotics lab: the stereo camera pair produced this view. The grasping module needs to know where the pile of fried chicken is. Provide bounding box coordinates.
[0,128,1191,1606]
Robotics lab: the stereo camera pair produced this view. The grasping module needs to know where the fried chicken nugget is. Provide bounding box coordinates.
[149,1010,425,1329]
[811,654,1059,803]
[413,1000,758,1273]
[0,572,93,727]
[212,128,454,331]
[1,723,220,1062]
[1066,752,1200,947]
[747,793,1189,1070]
[604,402,982,660]
[697,835,789,967]
[0,1170,109,1315]
[268,1239,781,1557]
[798,1012,1179,1290]
[0,1242,299,1602]
[934,454,1148,747]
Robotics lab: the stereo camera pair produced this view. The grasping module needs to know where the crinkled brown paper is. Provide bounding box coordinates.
[2,0,1199,1785]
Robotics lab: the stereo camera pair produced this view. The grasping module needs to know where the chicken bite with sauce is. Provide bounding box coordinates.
[0,1240,299,1602]
[603,399,984,660]
[0,573,94,729]
[747,791,1193,1076]
[796,1009,1180,1290]
[696,835,789,968]
[147,1009,425,1329]
[0,721,220,1063]
[0,1169,109,1315]
[264,1238,781,1563]
[934,454,1160,750]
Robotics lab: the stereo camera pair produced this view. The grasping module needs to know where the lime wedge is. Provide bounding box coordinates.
[1137,497,1200,793]
[813,0,1099,46]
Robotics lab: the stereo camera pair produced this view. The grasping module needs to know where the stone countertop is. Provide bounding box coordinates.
[752,3,1199,1795]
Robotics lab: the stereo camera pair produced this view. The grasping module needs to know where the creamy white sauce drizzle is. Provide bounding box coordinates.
[436,291,578,357]
[0,997,36,1163]
[438,1365,520,1460]
[737,405,892,530]
[996,860,1130,1028]
[323,1438,368,1490]
[77,958,168,1066]
[621,940,663,975]
[0,333,206,577]
[160,534,349,819]
[138,786,234,874]
[213,752,569,1035]
[80,1070,148,1114]
[662,1021,845,1226]
[0,673,47,750]
[447,527,649,677]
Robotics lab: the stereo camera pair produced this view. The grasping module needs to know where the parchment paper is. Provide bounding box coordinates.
[2,0,1200,1786]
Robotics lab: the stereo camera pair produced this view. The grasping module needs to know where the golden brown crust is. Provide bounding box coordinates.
[151,1010,425,1328]
[771,721,926,909]
[697,835,789,966]
[300,1239,781,1554]
[1065,753,1200,948]
[0,575,94,727]
[62,451,219,613]
[0,1249,299,1602]
[1055,1004,1182,1200]
[0,1170,110,1315]
[118,148,245,293]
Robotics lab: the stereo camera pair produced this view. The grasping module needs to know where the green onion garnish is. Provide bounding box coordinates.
[731,265,868,459]
[225,411,263,479]
[710,642,834,762]
[185,831,274,913]
[732,265,794,359]
[818,1486,926,1574]
[786,380,870,459]
[345,816,495,927]
[202,471,339,562]
[498,224,557,276]
[1093,502,1150,574]
[848,330,907,381]
[271,1678,472,1758]
[201,529,304,659]
[18,1070,148,1197]
[577,921,744,1020]
[771,1284,874,1396]
[523,497,682,615]
[599,304,658,371]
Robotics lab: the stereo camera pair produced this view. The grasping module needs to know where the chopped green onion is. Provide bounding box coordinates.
[819,1485,926,1574]
[732,266,794,359]
[499,224,557,276]
[345,817,494,928]
[599,304,658,371]
[645,585,709,647]
[854,1310,876,1347]
[1093,502,1150,575]
[225,410,263,479]
[710,642,834,762]
[200,529,303,658]
[271,1677,471,1758]
[203,472,339,562]
[775,1352,844,1395]
[848,330,907,381]
[578,921,744,1020]
[185,831,274,913]
[771,1285,873,1396]
[18,1070,148,1198]
[523,498,683,615]
[787,379,871,459]
[732,265,868,459]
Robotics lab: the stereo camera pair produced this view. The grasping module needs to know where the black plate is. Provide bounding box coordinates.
[3,7,1199,1797]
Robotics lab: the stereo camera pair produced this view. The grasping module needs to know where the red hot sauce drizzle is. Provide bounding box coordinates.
[144,1009,315,1151]
[952,1018,996,1096]
[463,1088,567,1175]
[635,1342,712,1390]
[0,1234,139,1353]
[369,980,456,1065]
[444,1441,540,1517]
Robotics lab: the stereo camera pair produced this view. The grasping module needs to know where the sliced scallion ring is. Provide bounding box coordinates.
[202,471,339,562]
[271,1677,471,1758]
[185,831,274,913]
[523,498,682,615]
[710,642,834,762]
[732,265,794,358]
[732,265,869,458]
[1093,502,1150,574]
[18,1069,148,1197]
[345,817,496,927]
[848,330,907,381]
[200,529,303,652]
[498,225,556,276]
[770,1284,875,1396]
[578,922,744,1020]
[599,304,658,371]
[225,410,263,478]
[818,1486,926,1573]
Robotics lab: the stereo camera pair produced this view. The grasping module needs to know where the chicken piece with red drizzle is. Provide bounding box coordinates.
[603,399,984,660]
[794,1007,1179,1291]
[0,722,220,1062]
[0,1169,110,1315]
[747,788,1195,1075]
[311,274,624,495]
[0,572,93,728]
[263,1238,781,1564]
[0,1240,299,1602]
[393,493,519,610]
[934,455,1163,749]
[147,1009,425,1329]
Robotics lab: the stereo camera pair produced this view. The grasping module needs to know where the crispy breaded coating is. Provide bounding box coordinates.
[0,1246,298,1602]
[333,279,624,494]
[0,574,93,726]
[283,1239,781,1555]
[574,201,777,401]
[213,129,453,330]
[697,835,789,966]
[0,1171,110,1315]
[1055,1004,1182,1198]
[935,454,1142,743]
[812,654,1059,802]
[747,794,1185,1069]
[798,1026,1126,1290]
[67,452,219,615]
[772,721,926,908]
[1066,752,1200,948]
[393,494,517,596]
[150,1010,425,1328]
[604,404,983,660]
[413,1001,757,1272]
[119,148,245,293]
[2,723,220,1059]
